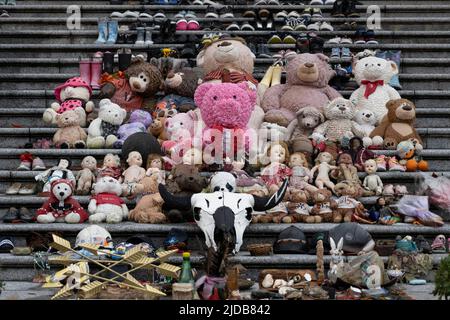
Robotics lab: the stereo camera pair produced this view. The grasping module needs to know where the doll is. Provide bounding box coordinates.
[228,156,268,197]
[121,151,146,197]
[288,152,319,200]
[377,197,402,225]
[362,159,383,196]
[261,142,292,194]
[76,156,97,195]
[97,153,122,182]
[146,153,166,185]
[331,152,363,197]
[347,137,375,172]
[35,158,76,195]
[310,152,337,192]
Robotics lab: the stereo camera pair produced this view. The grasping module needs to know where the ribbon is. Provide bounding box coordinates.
[204,68,258,85]
[361,80,384,98]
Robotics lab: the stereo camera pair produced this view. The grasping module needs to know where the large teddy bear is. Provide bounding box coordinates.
[87,99,127,148]
[350,56,401,123]
[44,77,95,127]
[113,109,153,148]
[196,37,264,130]
[53,109,87,149]
[262,53,341,127]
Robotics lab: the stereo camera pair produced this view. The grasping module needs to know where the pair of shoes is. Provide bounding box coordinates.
[174,10,197,19]
[2,207,34,223]
[281,17,310,31]
[17,153,46,171]
[307,21,333,31]
[383,184,407,196]
[354,28,378,44]
[6,183,37,195]
[110,11,141,18]
[332,0,360,18]
[272,49,296,60]
[0,0,16,5]
[135,27,154,44]
[95,19,119,44]
[296,32,324,54]
[268,33,296,44]
[0,10,9,17]
[327,36,353,45]
[330,47,351,58]
[79,52,103,89]
[275,10,301,19]
[176,18,200,30]
[226,22,254,31]
[102,48,132,74]
[205,5,234,18]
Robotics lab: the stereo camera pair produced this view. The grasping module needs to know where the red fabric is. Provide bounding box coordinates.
[204,68,258,85]
[92,193,124,206]
[20,153,33,163]
[98,166,122,181]
[103,77,143,112]
[56,99,83,114]
[361,80,384,99]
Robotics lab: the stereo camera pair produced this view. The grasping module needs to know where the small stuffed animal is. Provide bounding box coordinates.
[43,77,95,127]
[76,156,97,195]
[313,97,364,143]
[310,189,337,223]
[362,159,383,196]
[121,151,146,197]
[350,56,401,123]
[129,175,166,224]
[113,110,153,149]
[334,181,367,223]
[53,110,87,149]
[258,122,290,157]
[88,176,128,223]
[396,139,428,172]
[284,191,315,223]
[97,153,122,182]
[370,99,422,149]
[287,106,325,140]
[331,152,362,195]
[36,179,88,223]
[353,108,382,147]
[87,99,127,149]
[161,110,198,157]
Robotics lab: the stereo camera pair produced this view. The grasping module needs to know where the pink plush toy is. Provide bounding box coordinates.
[161,110,198,156]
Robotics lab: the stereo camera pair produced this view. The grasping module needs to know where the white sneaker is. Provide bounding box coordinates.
[340,37,353,44]
[110,11,124,18]
[310,0,324,4]
[325,0,336,4]
[307,22,320,31]
[327,36,341,44]
[320,21,334,31]
[123,11,140,18]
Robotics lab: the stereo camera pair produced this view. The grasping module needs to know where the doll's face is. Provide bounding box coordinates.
[270,144,286,164]
[58,159,69,169]
[150,158,162,169]
[364,160,377,174]
[318,152,332,164]
[289,153,306,167]
[127,151,142,167]
[82,156,97,170]
[378,198,386,206]
[232,159,245,170]
[351,139,361,149]
[104,155,119,168]
[338,153,353,165]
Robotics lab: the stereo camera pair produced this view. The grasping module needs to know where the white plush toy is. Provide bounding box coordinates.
[258,122,289,157]
[353,108,383,147]
[87,99,127,149]
[350,56,401,123]
[88,176,128,223]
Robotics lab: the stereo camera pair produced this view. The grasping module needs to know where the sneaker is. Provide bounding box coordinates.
[416,235,432,254]
[327,37,341,44]
[153,11,166,21]
[3,208,20,223]
[388,157,406,172]
[307,22,320,31]
[340,37,353,44]
[341,47,351,58]
[354,28,366,44]
[275,10,288,19]
[267,34,282,44]
[110,11,125,18]
[241,23,255,31]
[281,24,294,31]
[243,10,257,18]
[365,29,378,44]
[0,236,15,252]
[302,7,312,17]
[220,6,234,18]
[287,11,300,18]
[375,155,387,171]
[382,184,395,196]
[283,34,297,44]
[310,0,324,4]
[187,19,200,30]
[18,183,37,195]
[19,207,34,223]
[330,47,340,58]
[17,153,33,171]
[6,183,21,195]
[319,21,333,31]
[185,11,197,19]
[284,49,296,59]
[0,10,9,18]
[205,5,219,18]
[123,10,140,18]
[139,11,153,19]
[431,235,447,253]
[226,22,240,31]
[312,8,322,18]
[174,11,186,19]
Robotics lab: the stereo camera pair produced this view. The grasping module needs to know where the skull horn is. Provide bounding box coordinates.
[158,183,192,211]
[253,179,288,211]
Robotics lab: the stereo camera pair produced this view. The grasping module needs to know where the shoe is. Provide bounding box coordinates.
[79,59,91,85]
[18,184,37,195]
[347,0,360,17]
[330,47,340,58]
[416,235,432,254]
[226,22,240,31]
[32,157,46,170]
[17,153,32,171]
[1,10,9,17]
[0,236,14,252]
[431,235,447,253]
[153,11,166,21]
[3,208,19,223]
[310,0,324,4]
[287,11,300,18]
[274,10,288,19]
[176,19,188,30]
[116,25,128,44]
[6,183,21,195]
[394,184,408,196]
[302,7,312,17]
[341,47,351,58]
[102,51,114,74]
[365,29,378,44]
[257,44,272,58]
[375,155,387,171]
[354,28,366,44]
[123,10,140,18]
[110,12,125,18]
[118,50,132,71]
[144,27,154,45]
[307,22,320,31]
[340,37,353,44]
[309,35,324,53]
[382,184,394,196]
[205,5,219,18]
[243,10,257,18]
[220,6,234,18]
[327,37,341,44]
[272,50,285,59]
[283,34,296,44]
[388,157,406,172]
[185,11,197,19]
[106,20,119,44]
[139,11,153,20]
[135,27,145,45]
[284,49,296,59]
[241,22,255,31]
[296,35,310,53]
[267,34,282,44]
[331,1,345,17]
[187,19,200,30]
[95,19,108,44]
[174,11,186,19]
[90,58,102,89]
[180,43,197,58]
[19,207,34,223]
[325,0,336,3]
[320,21,333,31]
[312,8,322,18]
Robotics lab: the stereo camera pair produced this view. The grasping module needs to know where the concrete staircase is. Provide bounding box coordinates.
[0,0,449,282]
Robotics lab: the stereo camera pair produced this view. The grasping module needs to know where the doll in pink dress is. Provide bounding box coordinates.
[261,142,292,194]
[288,152,319,200]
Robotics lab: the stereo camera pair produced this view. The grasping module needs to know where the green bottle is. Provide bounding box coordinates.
[179,252,194,284]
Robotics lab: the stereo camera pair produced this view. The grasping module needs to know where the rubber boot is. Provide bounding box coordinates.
[270,65,282,86]
[135,27,145,45]
[106,20,119,44]
[90,55,103,89]
[260,66,274,88]
[79,59,91,85]
[95,20,108,44]
[102,51,114,74]
[144,27,154,45]
[118,51,132,71]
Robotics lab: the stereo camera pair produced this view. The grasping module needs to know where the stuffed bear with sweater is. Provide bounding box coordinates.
[53,110,87,149]
[350,56,401,123]
[262,53,341,127]
[113,109,153,149]
[87,99,127,149]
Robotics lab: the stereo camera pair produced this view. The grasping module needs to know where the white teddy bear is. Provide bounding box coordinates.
[88,176,128,223]
[350,56,401,123]
[87,99,127,149]
[313,97,364,143]
[353,108,383,147]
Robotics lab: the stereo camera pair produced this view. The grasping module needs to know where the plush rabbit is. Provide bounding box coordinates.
[328,237,345,284]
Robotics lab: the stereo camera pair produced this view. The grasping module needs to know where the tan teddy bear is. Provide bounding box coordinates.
[76,156,97,195]
[53,110,87,149]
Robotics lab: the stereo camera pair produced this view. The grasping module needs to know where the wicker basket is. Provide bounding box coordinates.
[247,244,273,256]
[375,239,396,256]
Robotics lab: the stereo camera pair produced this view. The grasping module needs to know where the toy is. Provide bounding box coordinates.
[43,77,95,127]
[313,97,363,143]
[209,171,237,194]
[36,179,88,223]
[353,108,382,147]
[310,189,337,223]
[163,68,202,112]
[87,99,127,149]
[145,153,166,184]
[35,158,76,195]
[76,156,97,195]
[334,181,367,223]
[362,159,383,196]
[262,53,341,127]
[260,142,292,194]
[148,117,169,142]
[396,139,428,172]
[129,174,166,224]
[347,137,375,172]
[286,106,325,141]
[287,152,318,199]
[100,57,163,111]
[367,197,399,224]
[370,99,422,149]
[88,176,128,223]
[284,191,315,223]
[349,56,401,123]
[228,157,268,197]
[161,110,198,159]
[258,122,290,159]
[121,132,163,171]
[53,110,87,149]
[310,152,337,192]
[331,152,362,195]
[113,110,153,149]
[121,151,146,197]
[97,153,122,182]
[328,237,344,284]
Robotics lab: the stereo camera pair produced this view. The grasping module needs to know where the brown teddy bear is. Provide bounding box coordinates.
[333,180,366,223]
[76,156,97,195]
[262,53,341,127]
[128,175,166,224]
[53,110,87,149]
[310,189,337,223]
[370,98,422,149]
[283,191,316,223]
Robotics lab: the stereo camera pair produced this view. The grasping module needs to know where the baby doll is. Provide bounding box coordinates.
[35,158,76,195]
[145,153,166,185]
[362,159,383,196]
[261,142,292,194]
[288,152,319,200]
[76,156,97,195]
[97,153,122,182]
[121,151,146,197]
[310,152,337,192]
[228,156,268,197]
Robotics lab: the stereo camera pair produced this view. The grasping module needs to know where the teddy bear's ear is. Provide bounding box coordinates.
[385,99,398,110]
[194,83,214,107]
[196,49,206,67]
[389,61,399,75]
[99,98,111,109]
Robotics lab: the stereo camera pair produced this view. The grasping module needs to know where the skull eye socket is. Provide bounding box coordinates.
[193,207,201,221]
[245,207,253,220]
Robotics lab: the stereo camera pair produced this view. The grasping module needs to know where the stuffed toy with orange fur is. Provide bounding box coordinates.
[128,175,166,224]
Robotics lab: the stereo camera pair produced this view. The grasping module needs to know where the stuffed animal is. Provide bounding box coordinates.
[331,152,362,195]
[370,99,422,149]
[286,106,325,140]
[87,99,127,149]
[287,152,318,200]
[161,110,198,158]
[36,179,88,223]
[350,56,401,123]
[76,156,97,195]
[88,176,128,223]
[100,57,163,111]
[97,153,122,182]
[113,110,153,149]
[148,117,168,142]
[313,97,364,143]
[262,53,341,127]
[362,159,383,196]
[43,77,95,127]
[53,110,87,149]
[334,180,367,223]
[310,189,337,223]
[162,68,203,112]
[283,191,315,223]
[121,151,146,197]
[353,108,382,147]
[396,139,428,172]
[129,175,166,224]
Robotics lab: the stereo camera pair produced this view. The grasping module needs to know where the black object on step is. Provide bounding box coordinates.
[102,51,114,74]
[118,51,132,71]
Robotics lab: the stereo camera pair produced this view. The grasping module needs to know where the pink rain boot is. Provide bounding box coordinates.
[79,59,91,85]
[90,56,103,90]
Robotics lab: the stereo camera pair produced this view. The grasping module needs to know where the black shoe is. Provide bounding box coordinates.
[348,0,360,17]
[220,6,234,19]
[416,235,432,254]
[205,5,219,19]
[118,50,132,71]
[331,0,346,18]
[3,207,19,223]
[180,43,197,58]
[103,51,114,74]
[309,35,324,54]
[257,44,272,58]
[0,237,14,253]
[296,34,310,53]
[110,0,124,4]
[19,207,34,223]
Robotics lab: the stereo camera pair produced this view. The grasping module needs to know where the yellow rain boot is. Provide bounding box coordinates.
[270,64,283,87]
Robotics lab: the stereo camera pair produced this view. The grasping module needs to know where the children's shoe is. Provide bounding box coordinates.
[394,184,408,196]
[365,29,378,44]
[319,21,333,31]
[340,37,353,44]
[32,157,46,170]
[383,184,395,196]
[187,20,200,30]
[312,8,322,18]
[354,28,366,44]
[341,47,351,58]
[176,19,188,30]
[327,37,341,44]
[17,153,33,171]
[174,11,186,19]
[330,47,340,58]
[431,235,447,253]
[307,22,320,31]
[283,34,297,44]
[388,157,406,172]
[267,34,282,44]
[375,155,387,171]
[302,7,312,17]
